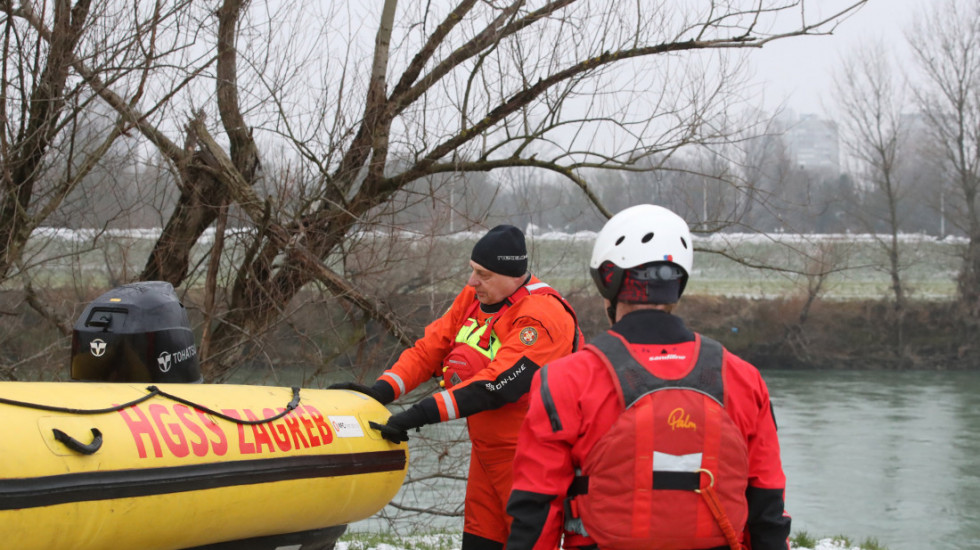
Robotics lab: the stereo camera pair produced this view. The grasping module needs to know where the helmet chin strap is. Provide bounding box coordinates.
[605,300,618,326]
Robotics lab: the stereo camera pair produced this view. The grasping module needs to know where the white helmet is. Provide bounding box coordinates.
[589,204,693,301]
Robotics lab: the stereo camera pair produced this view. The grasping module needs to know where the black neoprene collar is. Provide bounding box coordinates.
[610,309,695,344]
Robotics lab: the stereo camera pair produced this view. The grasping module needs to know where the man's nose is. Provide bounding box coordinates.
[466,271,479,287]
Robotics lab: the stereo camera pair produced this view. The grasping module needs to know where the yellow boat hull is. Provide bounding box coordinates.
[0,382,407,550]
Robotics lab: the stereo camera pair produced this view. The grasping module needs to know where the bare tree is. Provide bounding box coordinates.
[784,239,850,362]
[0,1,207,374]
[9,1,869,380]
[832,40,911,346]
[908,0,980,318]
[0,0,103,282]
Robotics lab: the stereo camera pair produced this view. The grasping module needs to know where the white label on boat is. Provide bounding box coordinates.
[275,545,301,550]
[329,415,365,438]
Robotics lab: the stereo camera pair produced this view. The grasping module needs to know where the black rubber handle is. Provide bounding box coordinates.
[53,428,103,455]
[87,315,111,327]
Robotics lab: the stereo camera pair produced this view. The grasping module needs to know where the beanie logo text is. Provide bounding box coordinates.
[471,225,527,277]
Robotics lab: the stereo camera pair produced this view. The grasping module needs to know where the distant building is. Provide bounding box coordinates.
[783,114,840,175]
[899,112,931,150]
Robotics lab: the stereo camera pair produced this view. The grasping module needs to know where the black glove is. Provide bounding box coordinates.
[327,381,394,405]
[369,420,409,443]
[370,405,432,443]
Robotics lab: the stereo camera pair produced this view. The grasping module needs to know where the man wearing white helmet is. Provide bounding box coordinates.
[506,205,791,550]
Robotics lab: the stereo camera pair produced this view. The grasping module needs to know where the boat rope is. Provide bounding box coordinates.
[0,385,303,426]
[149,385,302,425]
[0,388,161,414]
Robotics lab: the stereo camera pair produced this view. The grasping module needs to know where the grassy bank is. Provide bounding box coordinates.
[0,229,974,382]
[15,228,967,301]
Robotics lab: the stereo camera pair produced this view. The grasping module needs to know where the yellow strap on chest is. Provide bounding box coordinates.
[454,317,500,359]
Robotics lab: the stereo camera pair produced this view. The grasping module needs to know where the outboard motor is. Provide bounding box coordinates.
[71,281,202,383]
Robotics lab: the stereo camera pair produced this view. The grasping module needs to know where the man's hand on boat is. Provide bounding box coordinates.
[369,406,429,443]
[369,420,409,443]
[327,381,391,404]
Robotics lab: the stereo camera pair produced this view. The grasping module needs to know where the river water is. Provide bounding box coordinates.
[358,370,980,550]
[765,370,980,550]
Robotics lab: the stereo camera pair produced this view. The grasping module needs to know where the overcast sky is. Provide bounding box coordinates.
[747,0,931,115]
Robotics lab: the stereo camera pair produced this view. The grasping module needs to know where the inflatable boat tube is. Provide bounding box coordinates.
[0,382,407,550]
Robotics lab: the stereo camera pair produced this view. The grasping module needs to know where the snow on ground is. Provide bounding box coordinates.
[801,541,869,550]
[33,225,967,247]
[335,535,868,550]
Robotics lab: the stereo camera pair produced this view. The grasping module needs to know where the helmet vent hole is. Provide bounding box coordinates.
[615,236,625,246]
[641,232,654,243]
[681,237,688,249]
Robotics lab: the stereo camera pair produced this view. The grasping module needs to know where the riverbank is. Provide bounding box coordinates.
[569,294,978,371]
[2,229,974,380]
[0,289,975,382]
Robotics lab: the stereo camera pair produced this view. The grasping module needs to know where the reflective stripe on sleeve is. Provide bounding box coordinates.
[382,372,407,397]
[524,282,551,292]
[436,391,459,421]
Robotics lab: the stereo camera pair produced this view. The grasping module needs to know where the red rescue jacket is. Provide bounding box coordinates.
[506,309,791,550]
[566,331,749,550]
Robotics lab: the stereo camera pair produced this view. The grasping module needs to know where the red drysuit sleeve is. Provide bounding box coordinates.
[723,353,792,550]
[506,352,619,550]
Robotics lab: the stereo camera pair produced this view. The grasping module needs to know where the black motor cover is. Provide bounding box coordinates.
[71,281,202,383]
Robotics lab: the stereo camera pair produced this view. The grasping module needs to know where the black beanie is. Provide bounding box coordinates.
[471,225,528,277]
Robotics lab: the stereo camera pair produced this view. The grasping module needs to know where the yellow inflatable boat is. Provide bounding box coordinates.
[0,382,407,550]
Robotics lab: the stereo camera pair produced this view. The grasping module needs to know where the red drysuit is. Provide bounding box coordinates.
[507,309,791,550]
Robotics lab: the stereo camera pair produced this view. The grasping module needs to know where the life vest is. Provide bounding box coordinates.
[441,282,581,389]
[565,332,749,550]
